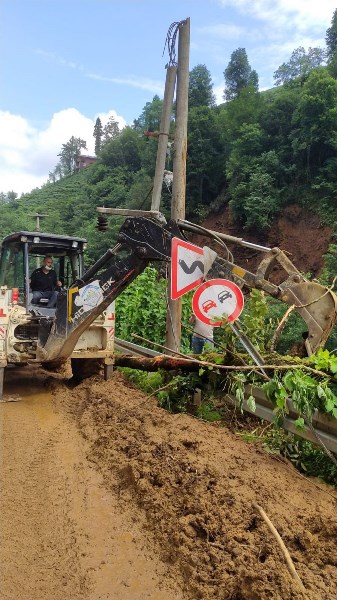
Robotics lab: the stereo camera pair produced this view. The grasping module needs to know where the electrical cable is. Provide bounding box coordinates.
[162,21,185,67]
[179,219,234,263]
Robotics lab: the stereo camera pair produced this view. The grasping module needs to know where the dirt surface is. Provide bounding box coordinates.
[1,365,336,600]
[193,203,333,280]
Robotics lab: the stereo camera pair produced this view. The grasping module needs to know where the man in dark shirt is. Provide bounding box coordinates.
[30,255,62,308]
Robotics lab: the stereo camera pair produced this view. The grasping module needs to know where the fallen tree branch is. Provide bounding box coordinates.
[126,335,330,379]
[270,305,295,352]
[252,502,307,596]
[114,354,201,371]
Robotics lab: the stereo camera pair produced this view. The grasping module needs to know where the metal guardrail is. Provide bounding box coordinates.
[114,337,161,358]
[226,387,337,454]
[114,338,337,453]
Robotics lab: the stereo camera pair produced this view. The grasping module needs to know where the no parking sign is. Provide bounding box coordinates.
[192,279,244,326]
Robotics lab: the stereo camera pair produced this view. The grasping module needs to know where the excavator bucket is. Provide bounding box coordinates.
[278,281,337,355]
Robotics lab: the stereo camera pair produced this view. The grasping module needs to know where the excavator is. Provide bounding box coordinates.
[0,207,336,398]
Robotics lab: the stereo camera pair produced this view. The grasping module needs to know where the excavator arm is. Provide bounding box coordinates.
[36,216,179,362]
[37,212,337,362]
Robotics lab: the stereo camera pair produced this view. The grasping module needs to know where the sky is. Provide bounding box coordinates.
[1,0,335,196]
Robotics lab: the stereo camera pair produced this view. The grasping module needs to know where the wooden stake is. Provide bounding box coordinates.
[253,502,307,596]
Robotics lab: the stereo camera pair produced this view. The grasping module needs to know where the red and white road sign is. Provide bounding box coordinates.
[171,237,204,299]
[192,279,244,326]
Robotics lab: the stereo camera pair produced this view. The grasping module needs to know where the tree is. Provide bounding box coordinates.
[228,149,281,230]
[291,69,337,180]
[103,116,120,145]
[6,191,18,203]
[186,106,226,215]
[326,8,337,77]
[259,88,299,171]
[223,48,258,101]
[189,64,216,108]
[100,126,143,171]
[326,9,337,59]
[57,136,87,176]
[273,47,326,86]
[133,95,164,132]
[93,117,103,154]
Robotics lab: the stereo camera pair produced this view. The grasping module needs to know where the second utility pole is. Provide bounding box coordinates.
[166,18,190,353]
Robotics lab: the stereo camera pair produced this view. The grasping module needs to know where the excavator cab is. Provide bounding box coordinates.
[0,231,86,312]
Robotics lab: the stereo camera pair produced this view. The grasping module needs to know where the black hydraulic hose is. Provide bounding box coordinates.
[71,243,123,286]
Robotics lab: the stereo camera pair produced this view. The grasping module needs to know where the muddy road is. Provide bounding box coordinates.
[0,365,336,600]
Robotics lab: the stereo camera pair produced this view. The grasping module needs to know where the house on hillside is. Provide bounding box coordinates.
[75,155,97,171]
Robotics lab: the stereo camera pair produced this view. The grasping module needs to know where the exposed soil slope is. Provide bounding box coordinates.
[195,204,333,279]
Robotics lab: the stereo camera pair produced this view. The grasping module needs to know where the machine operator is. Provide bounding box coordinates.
[30,255,62,308]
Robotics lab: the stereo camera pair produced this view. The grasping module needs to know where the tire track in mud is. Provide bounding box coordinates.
[0,368,184,600]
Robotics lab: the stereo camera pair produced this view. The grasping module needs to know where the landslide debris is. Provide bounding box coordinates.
[49,371,337,600]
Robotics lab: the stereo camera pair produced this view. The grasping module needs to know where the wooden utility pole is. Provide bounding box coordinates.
[30,213,48,231]
[151,65,177,212]
[165,18,190,353]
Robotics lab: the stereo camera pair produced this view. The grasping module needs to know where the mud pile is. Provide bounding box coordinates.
[51,371,337,600]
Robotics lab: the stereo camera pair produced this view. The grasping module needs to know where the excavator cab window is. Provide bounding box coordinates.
[0,231,87,311]
[27,253,80,289]
[0,245,24,290]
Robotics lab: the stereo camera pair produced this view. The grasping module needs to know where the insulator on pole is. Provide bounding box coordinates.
[96,215,108,231]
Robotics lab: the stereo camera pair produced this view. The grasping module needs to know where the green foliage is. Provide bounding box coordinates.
[133,95,164,133]
[242,171,280,231]
[196,401,221,422]
[93,117,103,155]
[273,46,326,86]
[102,115,120,145]
[115,267,167,346]
[227,121,283,228]
[263,366,337,421]
[4,32,337,259]
[223,48,259,101]
[280,437,337,486]
[309,347,337,374]
[265,297,307,355]
[100,126,143,171]
[157,373,201,413]
[115,267,192,353]
[291,69,337,182]
[118,367,165,394]
[189,64,216,108]
[240,289,275,350]
[326,8,337,62]
[54,136,87,179]
[186,106,226,215]
[239,426,337,487]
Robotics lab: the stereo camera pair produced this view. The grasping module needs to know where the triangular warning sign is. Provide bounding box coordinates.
[171,237,204,299]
